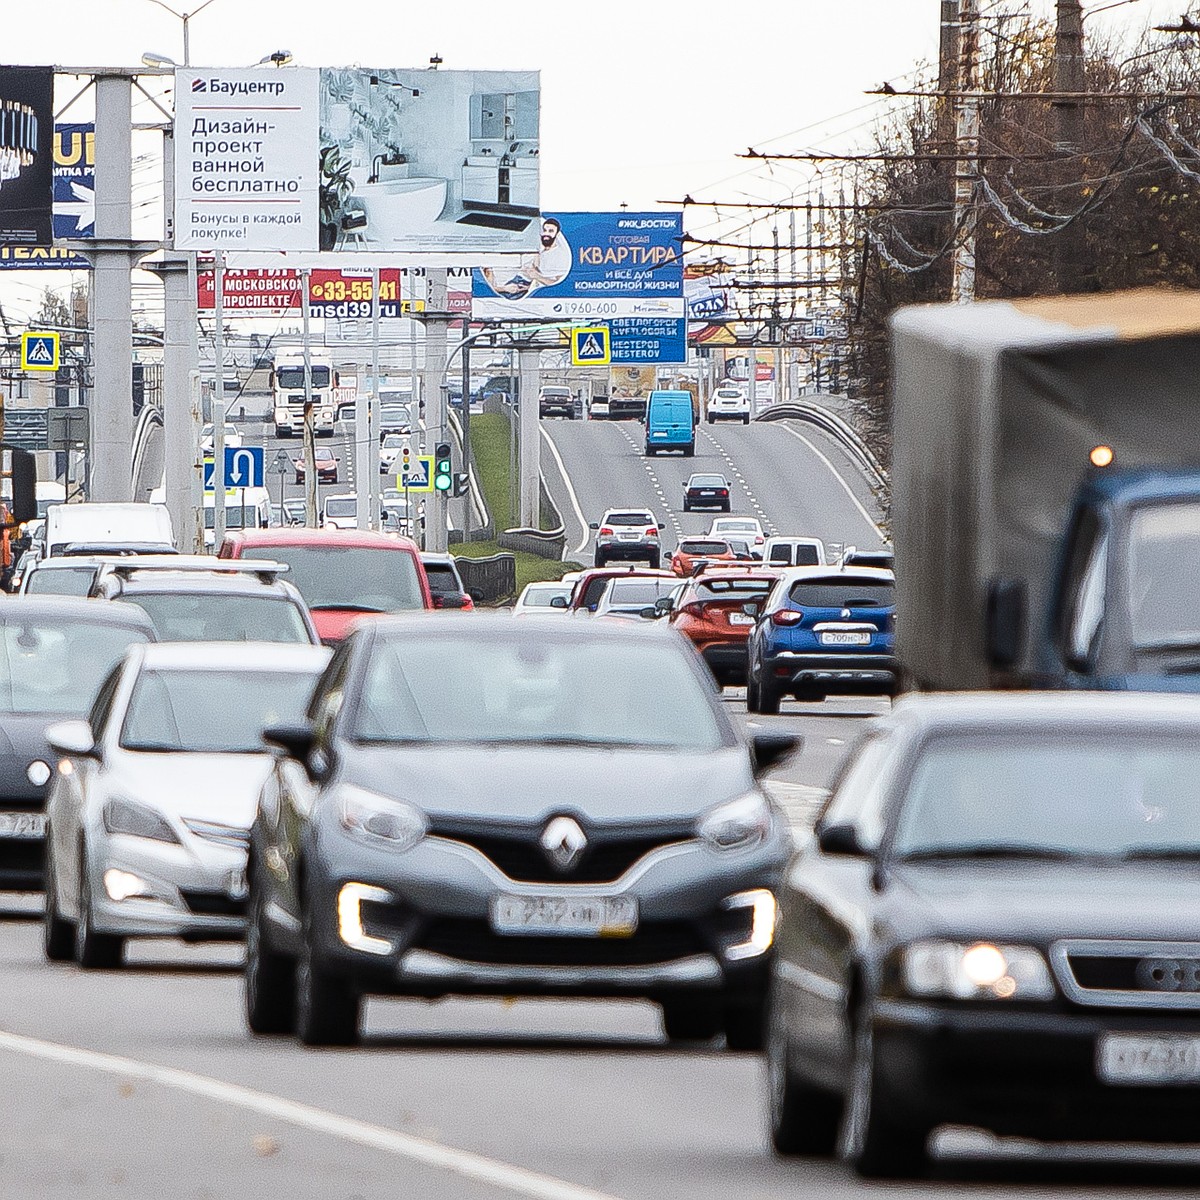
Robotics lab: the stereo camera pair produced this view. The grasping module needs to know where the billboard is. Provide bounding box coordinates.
[0,66,53,246]
[471,212,684,321]
[0,122,94,269]
[195,266,445,317]
[318,68,540,254]
[174,68,320,251]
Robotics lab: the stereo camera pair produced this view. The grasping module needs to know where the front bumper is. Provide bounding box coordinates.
[764,651,897,695]
[306,831,786,1002]
[89,831,248,941]
[873,998,1200,1143]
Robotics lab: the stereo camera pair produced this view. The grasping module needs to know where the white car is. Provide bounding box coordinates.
[42,642,330,967]
[322,493,358,530]
[705,385,751,425]
[379,434,406,474]
[764,536,826,567]
[200,423,243,452]
[708,516,765,554]
[512,581,573,616]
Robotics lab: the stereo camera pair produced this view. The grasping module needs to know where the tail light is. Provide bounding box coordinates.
[681,601,708,618]
[770,610,803,627]
[718,489,728,497]
[600,527,614,536]
[461,594,475,611]
[645,527,658,537]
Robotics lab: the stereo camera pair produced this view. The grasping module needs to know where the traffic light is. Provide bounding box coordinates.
[452,471,470,498]
[433,442,453,492]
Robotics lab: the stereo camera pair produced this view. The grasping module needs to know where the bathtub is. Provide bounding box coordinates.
[354,177,448,239]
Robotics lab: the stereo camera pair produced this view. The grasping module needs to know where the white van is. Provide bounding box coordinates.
[763,536,826,568]
[36,481,67,519]
[203,487,271,548]
[45,502,175,557]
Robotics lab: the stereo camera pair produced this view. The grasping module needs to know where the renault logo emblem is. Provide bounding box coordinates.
[541,816,588,872]
[841,608,852,620]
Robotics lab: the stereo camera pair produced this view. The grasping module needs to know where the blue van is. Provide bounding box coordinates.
[644,390,695,457]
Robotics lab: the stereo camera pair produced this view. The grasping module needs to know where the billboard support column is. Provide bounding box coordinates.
[518,347,540,528]
[301,267,318,528]
[424,269,449,552]
[212,249,227,548]
[91,73,136,503]
[369,265,381,532]
[461,336,472,540]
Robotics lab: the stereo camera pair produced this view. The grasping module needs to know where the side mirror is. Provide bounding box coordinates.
[468,588,485,604]
[45,719,97,759]
[638,606,659,620]
[986,577,1027,669]
[742,600,761,618]
[263,723,316,762]
[751,732,800,777]
[658,523,666,531]
[654,595,673,613]
[549,595,569,609]
[589,522,600,531]
[816,821,868,857]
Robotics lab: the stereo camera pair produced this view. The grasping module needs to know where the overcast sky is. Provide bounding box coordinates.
[0,0,1187,317]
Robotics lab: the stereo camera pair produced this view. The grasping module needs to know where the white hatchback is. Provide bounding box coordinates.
[705,385,751,425]
[709,515,766,554]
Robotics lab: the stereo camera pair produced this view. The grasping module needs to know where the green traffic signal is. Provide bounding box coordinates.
[434,442,452,492]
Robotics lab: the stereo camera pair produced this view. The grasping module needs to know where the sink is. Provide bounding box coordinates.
[354,178,448,236]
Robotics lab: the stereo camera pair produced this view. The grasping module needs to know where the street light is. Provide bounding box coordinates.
[143,0,221,67]
[256,51,293,67]
[140,51,176,69]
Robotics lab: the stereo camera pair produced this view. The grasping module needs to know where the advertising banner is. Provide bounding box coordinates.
[684,267,734,321]
[0,66,53,246]
[175,67,320,251]
[471,211,684,321]
[0,122,94,269]
[319,68,540,254]
[196,266,436,317]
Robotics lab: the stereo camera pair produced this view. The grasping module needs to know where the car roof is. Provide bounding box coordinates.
[370,611,683,645]
[777,565,894,583]
[108,574,299,597]
[135,642,330,672]
[222,528,419,551]
[603,507,655,517]
[0,595,156,630]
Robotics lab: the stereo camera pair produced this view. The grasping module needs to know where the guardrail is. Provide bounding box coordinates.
[130,403,164,500]
[754,402,888,491]
[498,526,567,560]
[454,552,517,604]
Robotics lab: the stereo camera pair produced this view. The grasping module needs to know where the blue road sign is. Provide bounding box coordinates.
[203,445,265,491]
[609,317,686,365]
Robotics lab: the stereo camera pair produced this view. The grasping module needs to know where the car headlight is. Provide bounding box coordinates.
[698,791,773,851]
[103,798,180,844]
[901,940,1055,1001]
[339,785,427,851]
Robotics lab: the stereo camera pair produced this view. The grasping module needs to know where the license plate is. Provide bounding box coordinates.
[820,631,870,647]
[1097,1033,1200,1085]
[730,613,755,626]
[699,490,715,496]
[0,812,46,839]
[490,894,638,937]
[619,533,638,540]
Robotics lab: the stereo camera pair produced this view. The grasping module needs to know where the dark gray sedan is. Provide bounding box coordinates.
[767,692,1200,1179]
[245,614,796,1047]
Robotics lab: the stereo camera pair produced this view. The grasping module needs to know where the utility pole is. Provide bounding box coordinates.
[300,267,318,527]
[1055,0,1086,292]
[950,0,981,304]
[212,249,226,547]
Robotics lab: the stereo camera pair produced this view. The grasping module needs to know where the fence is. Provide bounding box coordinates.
[455,553,517,605]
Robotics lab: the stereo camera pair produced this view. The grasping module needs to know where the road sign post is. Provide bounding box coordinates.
[268,447,291,520]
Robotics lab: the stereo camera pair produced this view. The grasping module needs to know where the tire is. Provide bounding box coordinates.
[743,415,751,425]
[758,681,782,716]
[648,553,661,570]
[683,443,695,458]
[646,447,657,457]
[766,984,841,1156]
[275,426,289,438]
[724,997,766,1051]
[840,1009,928,1178]
[42,849,75,963]
[706,415,714,424]
[245,870,296,1036]
[594,554,606,568]
[683,501,691,512]
[661,998,722,1043]
[75,853,124,970]
[722,502,731,513]
[746,672,761,713]
[295,940,361,1047]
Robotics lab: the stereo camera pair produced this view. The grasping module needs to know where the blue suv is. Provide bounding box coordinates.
[746,567,896,712]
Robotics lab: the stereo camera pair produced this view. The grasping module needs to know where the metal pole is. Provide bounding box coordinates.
[508,349,516,526]
[518,346,539,528]
[356,265,380,530]
[301,267,318,526]
[951,0,980,304]
[424,268,449,552]
[183,13,190,66]
[461,334,472,539]
[212,249,226,548]
[369,265,381,531]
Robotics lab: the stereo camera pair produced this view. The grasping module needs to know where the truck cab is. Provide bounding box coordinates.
[271,350,337,439]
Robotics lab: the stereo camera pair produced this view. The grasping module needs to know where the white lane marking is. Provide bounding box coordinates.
[539,426,592,557]
[0,1029,622,1200]
[698,429,777,536]
[614,425,681,542]
[775,423,882,537]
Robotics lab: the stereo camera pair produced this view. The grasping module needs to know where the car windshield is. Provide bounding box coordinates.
[1126,502,1200,650]
[324,498,356,518]
[382,435,403,448]
[0,620,150,715]
[120,668,317,753]
[276,365,330,388]
[893,733,1200,860]
[695,578,775,600]
[716,520,757,532]
[788,579,894,608]
[424,564,461,596]
[689,476,726,487]
[605,513,654,527]
[123,593,311,643]
[353,634,726,751]
[522,585,570,608]
[381,407,408,422]
[771,543,820,566]
[240,545,424,613]
[680,541,730,556]
[602,579,677,606]
[25,567,96,597]
[204,505,262,530]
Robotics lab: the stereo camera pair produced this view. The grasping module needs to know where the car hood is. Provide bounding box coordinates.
[0,712,69,802]
[108,751,275,827]
[881,859,1200,946]
[340,743,756,828]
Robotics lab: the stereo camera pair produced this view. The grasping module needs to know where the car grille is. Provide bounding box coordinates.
[434,828,694,884]
[182,819,250,850]
[180,890,246,918]
[1053,940,1200,1009]
[417,917,708,967]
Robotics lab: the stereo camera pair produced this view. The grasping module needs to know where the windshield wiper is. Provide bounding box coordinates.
[1116,846,1200,861]
[309,604,389,613]
[473,736,628,749]
[898,844,1085,862]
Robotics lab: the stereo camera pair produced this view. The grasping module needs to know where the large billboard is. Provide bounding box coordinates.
[0,66,53,246]
[318,68,540,254]
[0,122,94,269]
[471,211,684,321]
[174,68,321,251]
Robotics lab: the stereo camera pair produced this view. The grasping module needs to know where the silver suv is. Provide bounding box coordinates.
[588,508,665,569]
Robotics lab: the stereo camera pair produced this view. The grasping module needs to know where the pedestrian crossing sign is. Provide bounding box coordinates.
[21,331,60,372]
[571,326,611,366]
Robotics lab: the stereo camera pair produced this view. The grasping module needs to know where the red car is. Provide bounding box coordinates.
[294,446,340,485]
[420,553,476,611]
[563,565,676,615]
[669,568,782,687]
[217,528,432,643]
[669,537,737,577]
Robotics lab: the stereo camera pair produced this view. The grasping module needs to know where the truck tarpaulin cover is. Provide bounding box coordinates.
[890,288,1200,690]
